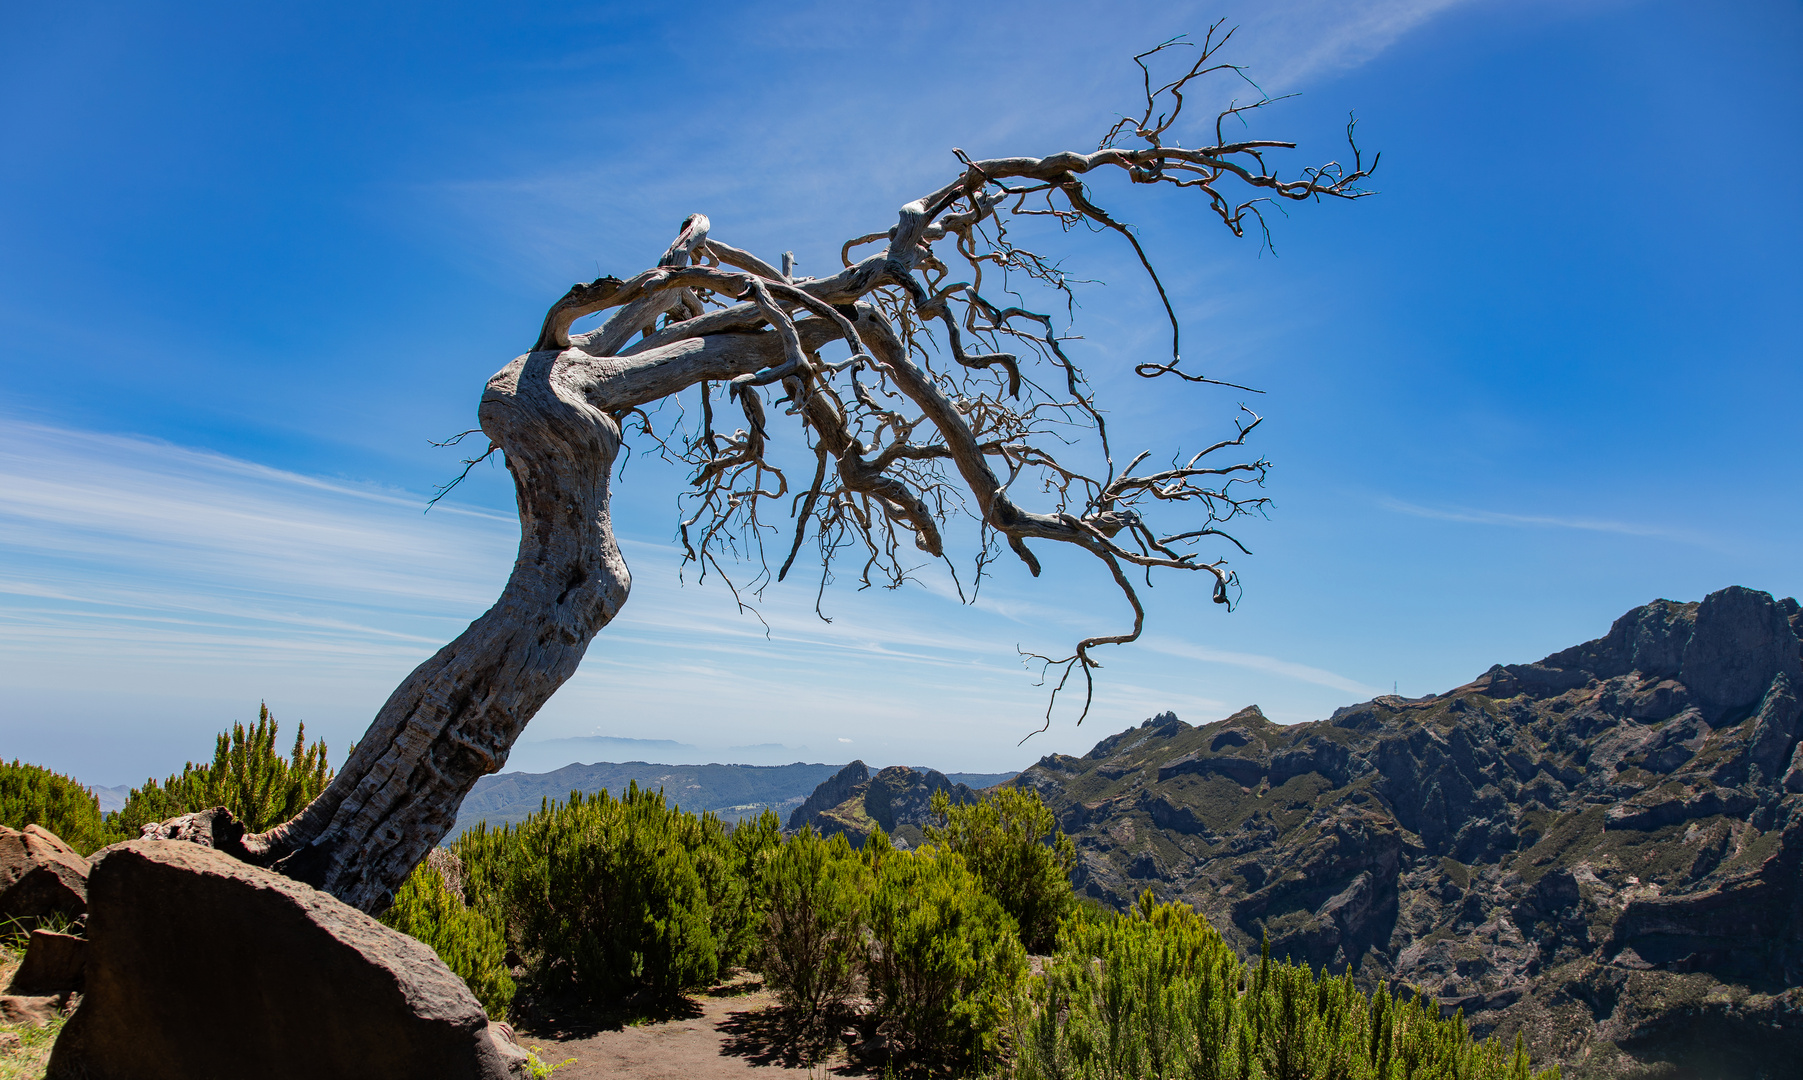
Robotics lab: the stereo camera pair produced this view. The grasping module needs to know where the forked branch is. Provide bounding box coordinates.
[522,29,1370,725]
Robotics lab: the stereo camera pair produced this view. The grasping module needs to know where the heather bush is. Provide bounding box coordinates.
[1016,891,1559,1080]
[500,783,719,1004]
[865,846,1027,1071]
[926,785,1076,953]
[0,759,119,854]
[381,852,515,1018]
[114,703,331,834]
[759,825,868,1022]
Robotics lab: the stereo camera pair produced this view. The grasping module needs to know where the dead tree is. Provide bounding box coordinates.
[245,30,1375,912]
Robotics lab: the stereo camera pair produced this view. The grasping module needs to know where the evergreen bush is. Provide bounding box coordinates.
[381,853,516,1019]
[926,785,1076,953]
[0,759,121,855]
[1016,891,1559,1080]
[759,826,868,1022]
[500,783,719,1004]
[865,846,1026,1071]
[717,808,783,971]
[113,703,331,834]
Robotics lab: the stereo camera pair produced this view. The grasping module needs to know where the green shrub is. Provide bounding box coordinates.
[381,853,516,1019]
[114,703,331,834]
[759,826,868,1022]
[1016,892,1559,1080]
[501,783,719,1005]
[717,808,783,971]
[450,819,513,915]
[865,846,1026,1071]
[677,807,775,977]
[0,760,121,855]
[926,785,1076,953]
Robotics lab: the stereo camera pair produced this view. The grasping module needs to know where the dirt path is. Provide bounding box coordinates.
[516,983,865,1080]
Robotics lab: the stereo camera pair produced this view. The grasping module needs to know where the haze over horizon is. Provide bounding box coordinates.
[2,1,1798,788]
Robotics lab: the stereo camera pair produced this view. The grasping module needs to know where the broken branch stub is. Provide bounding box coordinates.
[247,30,1374,911]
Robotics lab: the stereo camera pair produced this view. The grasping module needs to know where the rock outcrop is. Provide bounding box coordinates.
[0,824,88,920]
[48,839,527,1080]
[788,762,978,847]
[1014,587,1803,1079]
[788,760,871,831]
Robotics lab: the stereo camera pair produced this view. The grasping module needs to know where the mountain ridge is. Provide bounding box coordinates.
[1011,586,1803,1079]
[453,760,1020,837]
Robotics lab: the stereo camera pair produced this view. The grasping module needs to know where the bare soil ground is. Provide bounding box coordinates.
[515,975,869,1080]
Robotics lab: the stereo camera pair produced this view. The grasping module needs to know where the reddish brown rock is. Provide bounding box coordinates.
[48,840,527,1079]
[7,929,86,994]
[0,824,88,919]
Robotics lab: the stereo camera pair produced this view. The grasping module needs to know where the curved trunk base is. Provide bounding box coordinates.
[248,351,628,912]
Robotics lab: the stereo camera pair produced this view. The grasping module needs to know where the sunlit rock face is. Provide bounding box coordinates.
[787,761,978,849]
[1014,586,1803,1079]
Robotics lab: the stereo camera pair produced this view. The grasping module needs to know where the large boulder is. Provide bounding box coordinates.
[0,824,88,919]
[48,840,527,1080]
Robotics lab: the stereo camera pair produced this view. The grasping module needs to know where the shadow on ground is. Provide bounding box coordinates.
[510,987,704,1040]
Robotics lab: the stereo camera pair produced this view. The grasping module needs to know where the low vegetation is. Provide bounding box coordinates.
[2,721,1562,1077]
[1019,892,1555,1080]
[382,779,1555,1077]
[112,703,331,834]
[0,927,68,1080]
[0,703,330,855]
[0,761,114,855]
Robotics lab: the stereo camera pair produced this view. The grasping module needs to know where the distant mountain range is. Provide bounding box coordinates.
[498,736,813,774]
[451,759,1018,835]
[1011,586,1803,1079]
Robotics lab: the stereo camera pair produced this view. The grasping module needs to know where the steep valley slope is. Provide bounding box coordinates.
[1011,586,1802,1079]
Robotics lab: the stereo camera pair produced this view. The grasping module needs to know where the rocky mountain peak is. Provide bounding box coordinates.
[1467,585,1803,726]
[1011,585,1803,1077]
[787,762,977,848]
[785,760,870,831]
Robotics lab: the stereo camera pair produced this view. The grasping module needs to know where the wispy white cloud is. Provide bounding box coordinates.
[411,0,1480,282]
[0,419,1381,782]
[1234,0,1479,89]
[1139,635,1384,699]
[1379,496,1712,545]
[0,420,1082,776]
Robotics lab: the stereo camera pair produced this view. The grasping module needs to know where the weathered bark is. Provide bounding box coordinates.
[249,326,824,912]
[248,349,626,910]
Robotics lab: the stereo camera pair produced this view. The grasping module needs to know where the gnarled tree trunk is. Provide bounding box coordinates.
[251,323,814,911]
[250,352,629,911]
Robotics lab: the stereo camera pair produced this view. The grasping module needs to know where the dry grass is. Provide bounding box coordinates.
[0,944,66,1080]
[0,1011,63,1080]
[0,937,69,1080]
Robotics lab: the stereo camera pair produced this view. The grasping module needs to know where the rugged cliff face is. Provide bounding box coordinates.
[787,761,977,848]
[1013,586,1803,1079]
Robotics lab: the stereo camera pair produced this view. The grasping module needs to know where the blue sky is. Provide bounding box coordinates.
[2,0,1798,787]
